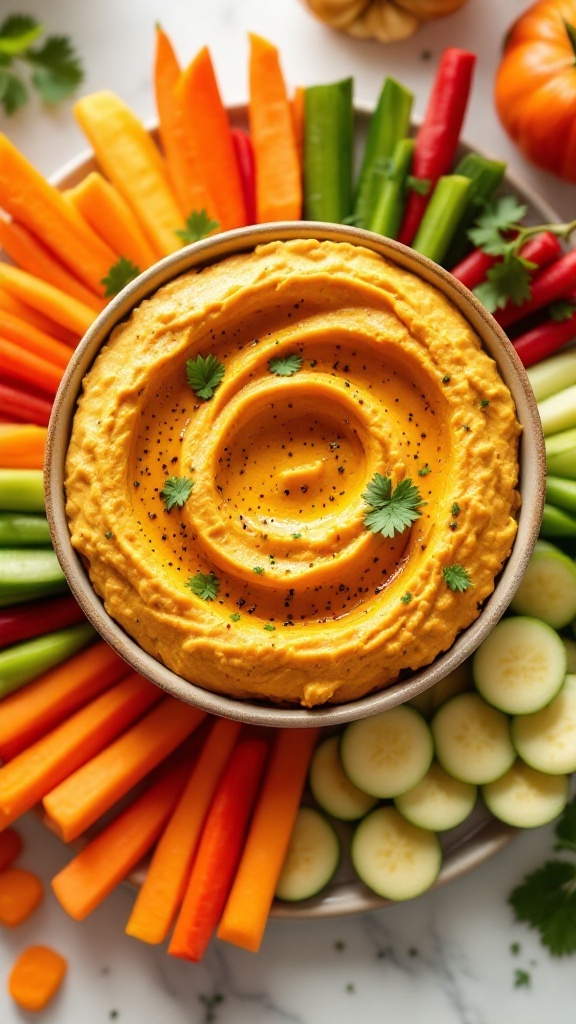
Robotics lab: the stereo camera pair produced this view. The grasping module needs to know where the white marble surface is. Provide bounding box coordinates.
[1,0,576,1019]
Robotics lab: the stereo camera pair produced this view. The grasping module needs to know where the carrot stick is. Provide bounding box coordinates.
[0,263,95,336]
[42,699,206,842]
[0,382,52,429]
[0,133,117,295]
[248,34,302,223]
[0,641,128,762]
[51,759,190,922]
[0,867,43,925]
[177,47,247,231]
[153,26,219,224]
[0,337,63,397]
[0,216,105,312]
[217,727,319,952]
[0,826,22,870]
[0,424,46,469]
[0,672,162,827]
[66,172,158,271]
[74,91,184,258]
[0,287,78,346]
[0,310,71,370]
[9,945,67,1012]
[168,735,269,962]
[125,716,241,944]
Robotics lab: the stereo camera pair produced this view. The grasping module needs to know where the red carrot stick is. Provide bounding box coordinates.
[495,249,576,330]
[398,48,476,247]
[0,595,85,650]
[513,309,576,367]
[451,230,563,291]
[0,383,52,427]
[231,127,257,226]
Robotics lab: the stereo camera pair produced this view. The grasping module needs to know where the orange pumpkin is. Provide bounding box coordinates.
[495,0,576,181]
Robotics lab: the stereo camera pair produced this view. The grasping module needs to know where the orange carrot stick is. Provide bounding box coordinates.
[0,263,95,336]
[0,310,71,369]
[9,945,67,1012]
[0,673,162,827]
[0,867,43,925]
[42,699,206,842]
[0,336,63,397]
[0,826,22,870]
[177,47,247,231]
[66,172,158,271]
[74,91,185,258]
[0,133,117,295]
[51,759,191,922]
[0,217,105,312]
[248,34,302,223]
[217,727,318,952]
[0,287,79,346]
[0,641,128,762]
[0,424,46,469]
[125,716,241,944]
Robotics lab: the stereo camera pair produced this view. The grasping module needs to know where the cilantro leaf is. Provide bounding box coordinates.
[474,255,535,313]
[160,476,194,511]
[362,474,425,539]
[442,564,473,592]
[468,195,528,253]
[508,860,576,957]
[554,794,576,854]
[0,69,27,114]
[185,571,220,601]
[176,210,219,244]
[0,17,83,114]
[549,300,576,323]
[407,175,431,197]
[186,353,225,401]
[0,15,42,56]
[26,35,84,103]
[268,353,303,377]
[101,256,140,297]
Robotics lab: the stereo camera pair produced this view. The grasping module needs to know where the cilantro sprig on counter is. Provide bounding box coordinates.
[362,474,425,539]
[0,15,84,115]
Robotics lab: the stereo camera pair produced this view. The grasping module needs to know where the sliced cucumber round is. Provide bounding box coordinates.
[340,705,434,799]
[472,615,567,715]
[351,806,441,901]
[394,761,477,832]
[431,691,515,785]
[409,661,472,718]
[482,760,569,828]
[309,734,378,821]
[509,541,576,630]
[511,674,576,776]
[275,807,340,902]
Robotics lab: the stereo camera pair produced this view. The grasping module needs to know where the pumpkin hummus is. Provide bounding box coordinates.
[65,238,521,708]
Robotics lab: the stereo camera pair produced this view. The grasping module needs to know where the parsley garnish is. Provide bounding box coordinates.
[264,623,276,632]
[442,564,473,592]
[185,572,220,601]
[160,476,194,511]
[362,474,425,539]
[407,175,431,197]
[253,566,264,575]
[451,502,461,516]
[513,969,531,988]
[549,300,576,322]
[418,464,431,476]
[101,256,140,297]
[176,209,219,244]
[268,353,303,377]
[401,592,412,604]
[292,532,302,540]
[0,15,84,114]
[186,354,225,401]
[230,612,241,622]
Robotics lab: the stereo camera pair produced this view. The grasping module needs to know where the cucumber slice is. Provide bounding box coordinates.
[340,705,434,799]
[394,761,477,832]
[511,674,576,775]
[275,807,340,902]
[409,661,472,718]
[431,692,515,785]
[482,760,569,828]
[351,806,441,901]
[472,616,567,715]
[509,541,576,630]
[309,735,378,821]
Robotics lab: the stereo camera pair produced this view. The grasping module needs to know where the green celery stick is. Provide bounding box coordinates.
[443,153,507,269]
[353,77,413,228]
[0,548,67,607]
[546,476,576,515]
[304,78,354,223]
[366,138,415,239]
[0,469,45,512]
[546,428,576,479]
[540,503,576,539]
[0,622,97,699]
[539,384,576,437]
[411,175,472,265]
[0,512,52,547]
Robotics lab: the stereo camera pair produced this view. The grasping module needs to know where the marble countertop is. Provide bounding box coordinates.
[2,1,575,1020]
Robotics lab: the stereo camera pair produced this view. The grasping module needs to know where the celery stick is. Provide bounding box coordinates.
[353,77,413,229]
[527,350,576,403]
[411,175,472,265]
[0,548,67,607]
[546,476,576,514]
[546,428,576,480]
[538,384,576,437]
[0,622,97,699]
[443,153,507,268]
[304,78,354,223]
[0,469,45,512]
[0,512,52,547]
[366,138,414,239]
[541,503,576,539]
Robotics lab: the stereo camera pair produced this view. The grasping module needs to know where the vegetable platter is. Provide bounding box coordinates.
[0,30,575,964]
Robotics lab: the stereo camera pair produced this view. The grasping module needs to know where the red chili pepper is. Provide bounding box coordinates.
[231,127,257,226]
[0,383,52,427]
[495,248,576,330]
[513,310,576,368]
[0,595,85,650]
[451,230,563,292]
[398,48,476,248]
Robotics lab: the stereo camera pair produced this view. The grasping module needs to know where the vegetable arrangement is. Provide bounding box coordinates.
[0,28,575,982]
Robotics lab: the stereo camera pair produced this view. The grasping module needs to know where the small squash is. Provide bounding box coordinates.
[301,0,469,43]
[495,0,576,181]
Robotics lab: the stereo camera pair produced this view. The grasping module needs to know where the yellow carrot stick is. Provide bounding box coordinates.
[0,424,46,469]
[74,91,185,257]
[0,263,95,336]
[66,172,158,271]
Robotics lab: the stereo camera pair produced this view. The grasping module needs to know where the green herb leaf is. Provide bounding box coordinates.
[549,300,576,323]
[362,474,425,539]
[468,195,528,253]
[268,353,303,377]
[264,623,276,632]
[0,69,27,114]
[513,969,531,988]
[176,209,219,244]
[101,256,140,297]
[407,175,431,197]
[0,15,42,56]
[400,592,412,604]
[186,353,225,401]
[0,17,83,114]
[474,255,535,312]
[442,564,473,592]
[554,794,576,854]
[185,572,220,601]
[26,35,84,103]
[253,566,265,575]
[160,476,194,511]
[508,859,576,956]
[230,612,241,622]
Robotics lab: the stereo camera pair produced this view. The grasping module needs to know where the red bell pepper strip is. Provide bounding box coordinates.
[0,383,52,427]
[0,594,85,650]
[397,48,476,247]
[513,310,576,368]
[451,230,563,292]
[167,735,269,962]
[231,127,257,226]
[495,249,576,330]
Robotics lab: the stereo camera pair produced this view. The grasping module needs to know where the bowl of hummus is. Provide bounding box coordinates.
[45,222,544,727]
